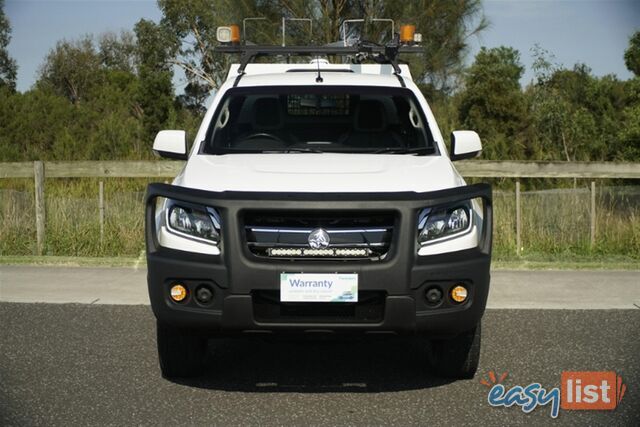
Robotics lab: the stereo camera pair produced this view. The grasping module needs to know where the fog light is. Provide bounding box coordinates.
[170,284,188,302]
[450,284,468,303]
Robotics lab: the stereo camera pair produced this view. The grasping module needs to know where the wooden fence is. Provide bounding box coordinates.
[1,160,639,256]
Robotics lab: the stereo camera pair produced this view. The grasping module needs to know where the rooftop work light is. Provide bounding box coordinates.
[216,25,240,44]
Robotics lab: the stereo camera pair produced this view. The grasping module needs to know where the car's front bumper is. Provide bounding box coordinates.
[145,183,492,338]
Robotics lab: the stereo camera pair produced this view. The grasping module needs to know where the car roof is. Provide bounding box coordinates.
[226,63,412,89]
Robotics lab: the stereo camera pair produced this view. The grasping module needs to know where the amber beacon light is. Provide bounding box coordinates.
[400,24,416,43]
[216,25,241,44]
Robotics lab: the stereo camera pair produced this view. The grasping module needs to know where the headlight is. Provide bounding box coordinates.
[418,204,471,245]
[166,201,221,244]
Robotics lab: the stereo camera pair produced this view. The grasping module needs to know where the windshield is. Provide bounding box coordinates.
[201,86,437,155]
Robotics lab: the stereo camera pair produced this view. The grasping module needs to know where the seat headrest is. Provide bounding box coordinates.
[252,97,282,130]
[354,99,386,132]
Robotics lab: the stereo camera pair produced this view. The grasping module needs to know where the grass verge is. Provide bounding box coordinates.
[0,255,144,268]
[1,254,637,270]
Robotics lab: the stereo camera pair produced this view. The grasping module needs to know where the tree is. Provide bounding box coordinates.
[367,0,488,93]
[528,47,586,161]
[38,37,102,103]
[98,31,138,73]
[134,19,177,142]
[269,1,487,93]
[156,0,238,92]
[177,81,209,114]
[152,0,487,101]
[0,0,17,91]
[616,103,640,160]
[0,21,205,162]
[457,46,528,159]
[624,31,640,76]
[528,45,633,162]
[616,70,640,161]
[38,32,140,104]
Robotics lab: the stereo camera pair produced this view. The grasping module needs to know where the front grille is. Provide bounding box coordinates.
[244,211,394,260]
[253,290,386,323]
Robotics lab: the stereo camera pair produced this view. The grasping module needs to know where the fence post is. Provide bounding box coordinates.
[99,181,105,243]
[515,180,521,256]
[590,181,596,248]
[34,161,45,255]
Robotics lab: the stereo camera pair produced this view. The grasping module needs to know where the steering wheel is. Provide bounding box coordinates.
[244,132,284,143]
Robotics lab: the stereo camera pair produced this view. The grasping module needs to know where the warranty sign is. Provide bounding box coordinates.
[280,273,358,302]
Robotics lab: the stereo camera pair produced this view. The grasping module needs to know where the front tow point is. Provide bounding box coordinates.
[425,287,443,305]
[195,285,214,305]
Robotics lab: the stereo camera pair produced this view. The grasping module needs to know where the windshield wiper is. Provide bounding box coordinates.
[265,148,324,153]
[370,147,434,155]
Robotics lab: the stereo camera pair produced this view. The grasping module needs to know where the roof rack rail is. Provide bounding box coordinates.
[214,39,423,76]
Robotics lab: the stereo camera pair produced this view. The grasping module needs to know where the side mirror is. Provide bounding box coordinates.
[450,130,482,161]
[153,130,188,160]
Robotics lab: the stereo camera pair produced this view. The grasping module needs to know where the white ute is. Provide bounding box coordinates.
[145,26,493,380]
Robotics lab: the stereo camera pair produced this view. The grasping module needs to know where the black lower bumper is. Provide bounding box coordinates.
[145,183,492,338]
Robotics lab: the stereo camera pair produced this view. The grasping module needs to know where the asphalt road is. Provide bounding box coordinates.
[1,303,639,426]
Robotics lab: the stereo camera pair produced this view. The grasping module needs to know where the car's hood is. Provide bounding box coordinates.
[174,154,464,193]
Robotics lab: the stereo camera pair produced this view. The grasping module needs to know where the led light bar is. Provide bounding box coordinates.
[267,248,371,257]
[303,248,334,256]
[335,248,368,257]
[269,248,303,256]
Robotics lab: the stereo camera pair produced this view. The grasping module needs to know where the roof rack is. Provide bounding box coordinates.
[214,39,423,76]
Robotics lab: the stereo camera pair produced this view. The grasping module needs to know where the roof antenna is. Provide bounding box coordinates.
[315,55,323,83]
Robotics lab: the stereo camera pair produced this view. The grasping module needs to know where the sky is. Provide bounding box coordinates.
[4,0,640,93]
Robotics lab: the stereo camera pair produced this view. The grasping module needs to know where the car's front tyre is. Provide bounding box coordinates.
[156,321,207,378]
[428,323,481,379]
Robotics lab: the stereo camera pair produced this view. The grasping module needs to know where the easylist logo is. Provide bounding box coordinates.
[561,371,626,411]
[483,370,626,418]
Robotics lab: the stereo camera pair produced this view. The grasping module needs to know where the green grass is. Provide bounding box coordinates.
[1,178,156,257]
[492,252,639,270]
[1,253,637,270]
[0,255,144,267]
[491,185,640,259]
